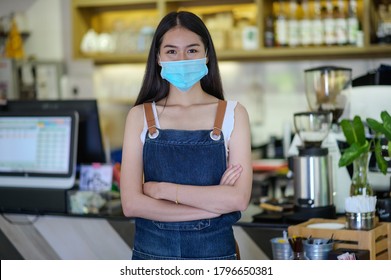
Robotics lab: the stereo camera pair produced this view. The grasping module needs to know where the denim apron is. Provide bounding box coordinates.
[132,100,241,260]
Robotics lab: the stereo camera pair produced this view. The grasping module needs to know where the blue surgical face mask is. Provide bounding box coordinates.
[160,57,208,92]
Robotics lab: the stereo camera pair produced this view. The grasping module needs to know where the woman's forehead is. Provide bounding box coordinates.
[161,27,204,48]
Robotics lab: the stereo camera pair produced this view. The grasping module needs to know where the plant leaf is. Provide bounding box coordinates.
[381,111,391,140]
[353,116,366,145]
[338,141,369,167]
[374,139,388,175]
[367,118,385,134]
[381,110,391,123]
[341,111,391,174]
[340,119,356,145]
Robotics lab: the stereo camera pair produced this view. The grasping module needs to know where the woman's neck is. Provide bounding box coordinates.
[163,85,215,107]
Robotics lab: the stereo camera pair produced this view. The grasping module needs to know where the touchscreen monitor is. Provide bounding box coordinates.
[0,111,78,189]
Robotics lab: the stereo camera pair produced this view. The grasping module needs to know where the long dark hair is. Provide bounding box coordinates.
[134,11,224,106]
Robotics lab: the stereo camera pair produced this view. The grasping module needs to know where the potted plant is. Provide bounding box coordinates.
[338,111,391,196]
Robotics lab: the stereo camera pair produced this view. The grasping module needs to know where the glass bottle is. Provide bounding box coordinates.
[312,0,324,46]
[299,0,312,47]
[347,0,359,45]
[323,0,336,46]
[376,4,387,44]
[335,0,348,45]
[288,0,299,47]
[264,15,275,48]
[350,152,373,196]
[275,0,288,47]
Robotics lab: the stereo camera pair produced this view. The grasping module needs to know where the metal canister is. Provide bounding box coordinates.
[346,212,375,230]
[293,147,334,208]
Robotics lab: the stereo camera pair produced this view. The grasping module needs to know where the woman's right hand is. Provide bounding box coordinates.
[219,164,243,186]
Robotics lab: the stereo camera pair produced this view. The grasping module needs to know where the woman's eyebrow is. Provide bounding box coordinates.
[162,44,178,49]
[162,43,201,49]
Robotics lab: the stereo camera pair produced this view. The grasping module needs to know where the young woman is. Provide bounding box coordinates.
[120,11,253,260]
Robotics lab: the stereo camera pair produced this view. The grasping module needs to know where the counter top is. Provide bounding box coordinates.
[252,159,288,172]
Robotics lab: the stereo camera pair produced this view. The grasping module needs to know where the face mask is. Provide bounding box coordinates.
[160,57,208,92]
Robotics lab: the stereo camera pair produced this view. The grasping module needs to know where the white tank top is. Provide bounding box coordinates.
[141,100,237,155]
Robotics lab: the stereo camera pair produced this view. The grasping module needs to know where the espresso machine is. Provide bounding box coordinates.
[291,111,336,220]
[288,66,353,218]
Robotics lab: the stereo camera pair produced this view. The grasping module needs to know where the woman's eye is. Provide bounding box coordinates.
[166,50,176,54]
[187,49,198,54]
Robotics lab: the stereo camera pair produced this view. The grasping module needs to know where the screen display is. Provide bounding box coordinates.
[4,99,107,167]
[0,111,78,189]
[0,116,72,175]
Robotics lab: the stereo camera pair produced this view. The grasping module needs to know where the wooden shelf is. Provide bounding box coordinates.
[87,46,391,65]
[72,0,391,64]
[0,31,30,39]
[81,53,148,64]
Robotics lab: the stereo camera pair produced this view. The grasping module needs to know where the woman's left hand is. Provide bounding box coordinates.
[220,164,243,186]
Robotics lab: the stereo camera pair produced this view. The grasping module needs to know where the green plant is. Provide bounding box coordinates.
[338,111,391,175]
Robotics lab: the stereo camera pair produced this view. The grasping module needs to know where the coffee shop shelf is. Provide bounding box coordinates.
[79,46,391,65]
[288,218,391,260]
[72,0,391,64]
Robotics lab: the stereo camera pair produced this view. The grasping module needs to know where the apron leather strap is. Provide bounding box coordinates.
[145,100,226,137]
[212,100,227,137]
[144,102,157,136]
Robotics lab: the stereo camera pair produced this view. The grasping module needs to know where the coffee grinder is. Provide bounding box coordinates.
[287,66,352,220]
[304,66,352,125]
[305,66,353,214]
[291,111,336,220]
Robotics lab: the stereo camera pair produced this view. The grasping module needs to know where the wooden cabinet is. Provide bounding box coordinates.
[71,0,391,64]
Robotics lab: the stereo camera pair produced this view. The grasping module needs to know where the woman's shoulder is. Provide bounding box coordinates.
[225,100,247,113]
[227,101,249,124]
[234,101,247,111]
[126,104,145,124]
